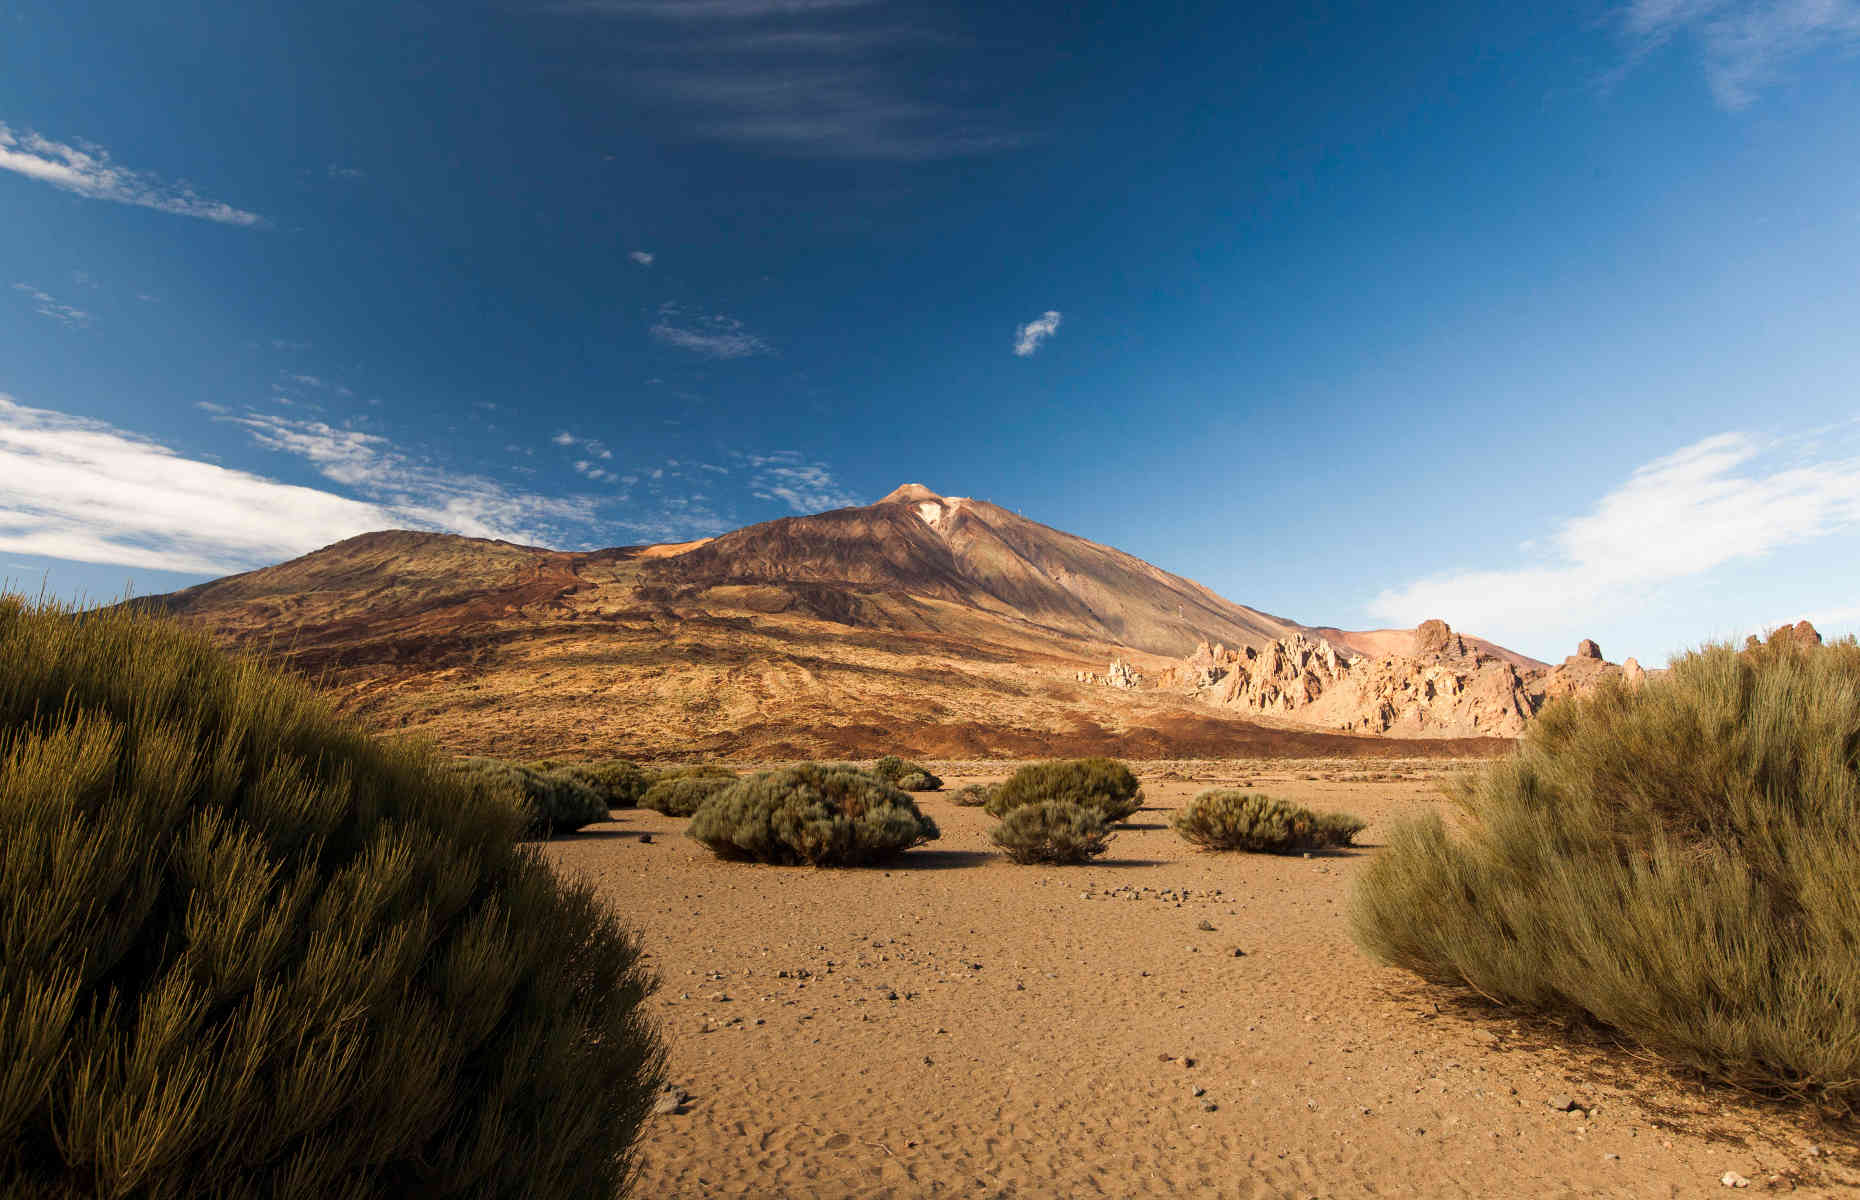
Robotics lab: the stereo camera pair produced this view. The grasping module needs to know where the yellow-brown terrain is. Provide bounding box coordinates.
[143,484,1510,760]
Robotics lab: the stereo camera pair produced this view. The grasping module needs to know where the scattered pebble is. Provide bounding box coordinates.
[1547,1094,1580,1113]
[638,833,653,844]
[1196,919,1216,932]
[1720,1171,1749,1188]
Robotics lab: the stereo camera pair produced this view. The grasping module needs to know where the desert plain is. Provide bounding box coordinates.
[549,760,1859,1199]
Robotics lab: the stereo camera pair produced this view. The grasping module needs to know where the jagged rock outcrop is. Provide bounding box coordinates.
[1105,658,1142,689]
[1171,622,1639,738]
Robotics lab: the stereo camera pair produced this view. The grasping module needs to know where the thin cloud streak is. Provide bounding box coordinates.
[12,283,91,328]
[650,307,772,358]
[0,121,264,226]
[546,0,1019,160]
[1617,0,1860,108]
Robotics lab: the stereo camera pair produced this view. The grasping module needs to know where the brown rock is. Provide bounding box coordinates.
[1412,619,1455,656]
[1575,639,1602,661]
[1784,620,1823,648]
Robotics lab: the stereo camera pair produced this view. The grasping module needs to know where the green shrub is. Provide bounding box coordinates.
[687,763,940,866]
[641,775,735,817]
[984,758,1143,823]
[990,801,1112,864]
[0,595,664,1196]
[648,764,737,785]
[1351,637,1860,1110]
[951,783,993,806]
[532,759,650,808]
[1173,790,1362,853]
[450,757,610,835]
[873,754,942,791]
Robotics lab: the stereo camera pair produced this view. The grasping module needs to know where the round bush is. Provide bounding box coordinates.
[872,754,942,792]
[450,757,610,835]
[641,774,736,817]
[1351,636,1860,1109]
[533,758,650,808]
[0,596,664,1196]
[951,783,993,807]
[1174,790,1364,853]
[990,801,1112,864]
[687,763,940,866]
[984,758,1143,823]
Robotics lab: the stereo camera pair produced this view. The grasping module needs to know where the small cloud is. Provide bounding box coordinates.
[195,401,228,414]
[629,250,655,266]
[270,338,310,351]
[1013,309,1062,357]
[12,283,90,328]
[328,164,366,180]
[650,305,771,358]
[0,121,264,226]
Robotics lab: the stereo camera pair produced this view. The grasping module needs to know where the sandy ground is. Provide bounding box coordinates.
[546,763,1860,1199]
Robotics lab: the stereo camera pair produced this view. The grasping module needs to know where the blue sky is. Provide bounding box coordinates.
[3,0,1858,664]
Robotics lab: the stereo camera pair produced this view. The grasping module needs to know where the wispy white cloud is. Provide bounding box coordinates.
[1617,0,1860,108]
[1370,430,1860,642]
[328,163,365,180]
[0,395,395,574]
[744,451,861,512]
[651,305,772,358]
[629,249,655,265]
[12,283,90,327]
[546,0,1019,159]
[0,121,264,226]
[226,411,600,545]
[1013,310,1062,357]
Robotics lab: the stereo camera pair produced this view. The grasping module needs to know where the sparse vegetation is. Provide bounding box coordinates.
[532,758,651,808]
[951,783,993,806]
[1351,635,1860,1110]
[984,758,1143,824]
[642,774,736,817]
[687,763,940,866]
[990,801,1113,864]
[450,756,610,835]
[1174,790,1364,853]
[650,764,738,784]
[0,595,664,1196]
[873,754,942,791]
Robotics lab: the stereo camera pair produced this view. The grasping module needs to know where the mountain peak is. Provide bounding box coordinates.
[879,483,943,505]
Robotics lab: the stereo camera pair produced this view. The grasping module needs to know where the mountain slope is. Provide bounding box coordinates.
[140,487,1517,760]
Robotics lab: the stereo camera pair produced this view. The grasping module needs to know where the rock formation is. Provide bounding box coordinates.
[1170,621,1638,738]
[1104,659,1142,690]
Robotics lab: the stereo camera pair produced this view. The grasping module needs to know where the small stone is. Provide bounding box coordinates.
[1191,1086,1206,1097]
[1200,1101,1218,1112]
[1196,919,1216,932]
[1181,1057,1197,1069]
[1547,1095,1577,1113]
[1721,1171,1749,1188]
[638,833,653,844]
[1231,947,1246,957]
